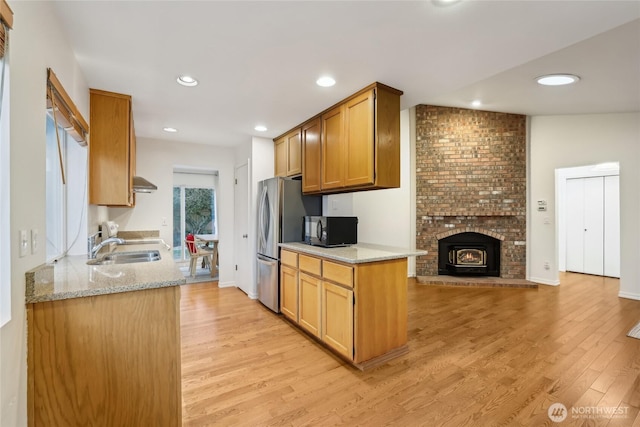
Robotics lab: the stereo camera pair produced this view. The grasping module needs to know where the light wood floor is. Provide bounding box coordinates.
[180,273,640,426]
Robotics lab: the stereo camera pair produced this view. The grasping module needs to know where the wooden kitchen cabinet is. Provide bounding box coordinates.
[27,286,181,426]
[280,250,299,321]
[275,82,402,195]
[89,89,136,206]
[321,281,354,359]
[301,118,322,193]
[274,128,301,177]
[278,247,408,369]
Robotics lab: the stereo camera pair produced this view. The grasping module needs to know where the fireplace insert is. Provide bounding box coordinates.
[438,232,500,276]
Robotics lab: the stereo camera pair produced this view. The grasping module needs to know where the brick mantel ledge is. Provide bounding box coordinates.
[435,227,506,241]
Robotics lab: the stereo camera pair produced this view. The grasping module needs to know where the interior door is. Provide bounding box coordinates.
[583,177,604,275]
[566,178,585,273]
[234,163,252,296]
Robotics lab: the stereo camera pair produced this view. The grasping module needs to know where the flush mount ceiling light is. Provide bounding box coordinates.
[535,74,580,86]
[254,125,267,132]
[177,75,198,87]
[163,127,178,133]
[316,76,336,87]
[471,100,482,108]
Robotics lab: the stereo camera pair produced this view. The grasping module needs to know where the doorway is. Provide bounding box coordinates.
[172,168,218,262]
[557,163,620,278]
[234,162,255,297]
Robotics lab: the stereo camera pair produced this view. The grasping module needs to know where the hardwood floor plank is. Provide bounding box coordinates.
[181,273,640,426]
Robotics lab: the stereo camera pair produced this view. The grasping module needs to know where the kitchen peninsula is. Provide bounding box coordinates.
[25,240,185,426]
[278,242,426,370]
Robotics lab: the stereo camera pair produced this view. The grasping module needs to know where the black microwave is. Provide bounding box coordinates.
[304,216,358,247]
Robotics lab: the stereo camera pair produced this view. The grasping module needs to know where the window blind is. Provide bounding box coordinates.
[46,68,89,146]
[0,0,12,60]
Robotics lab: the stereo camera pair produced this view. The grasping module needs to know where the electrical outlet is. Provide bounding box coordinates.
[544,261,550,270]
[19,230,29,257]
[31,229,38,254]
[161,217,167,226]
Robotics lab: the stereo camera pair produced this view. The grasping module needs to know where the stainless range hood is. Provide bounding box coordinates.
[132,176,157,193]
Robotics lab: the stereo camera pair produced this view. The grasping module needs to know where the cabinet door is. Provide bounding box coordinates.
[321,105,345,190]
[89,90,134,206]
[299,272,321,338]
[280,264,298,322]
[302,118,322,193]
[274,137,287,177]
[321,281,353,360]
[344,89,375,187]
[286,129,302,176]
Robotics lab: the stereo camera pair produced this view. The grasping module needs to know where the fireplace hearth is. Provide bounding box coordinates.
[438,232,500,277]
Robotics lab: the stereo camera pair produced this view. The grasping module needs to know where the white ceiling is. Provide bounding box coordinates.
[51,1,640,148]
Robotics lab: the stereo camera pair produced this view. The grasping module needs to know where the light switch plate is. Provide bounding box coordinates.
[19,230,28,257]
[31,229,38,254]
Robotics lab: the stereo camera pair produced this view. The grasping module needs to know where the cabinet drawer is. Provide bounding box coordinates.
[299,254,321,276]
[281,250,298,267]
[322,260,353,288]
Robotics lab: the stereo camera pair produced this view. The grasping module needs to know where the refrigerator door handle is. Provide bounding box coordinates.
[258,185,268,252]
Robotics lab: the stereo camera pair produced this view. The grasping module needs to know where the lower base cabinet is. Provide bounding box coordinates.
[321,281,354,359]
[279,248,408,369]
[299,272,322,338]
[27,286,182,426]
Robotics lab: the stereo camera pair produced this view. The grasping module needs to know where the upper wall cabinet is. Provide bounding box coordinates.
[89,89,136,207]
[276,82,403,195]
[275,128,302,177]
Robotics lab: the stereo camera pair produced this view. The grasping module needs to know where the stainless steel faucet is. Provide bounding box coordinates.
[88,235,171,259]
[89,237,125,259]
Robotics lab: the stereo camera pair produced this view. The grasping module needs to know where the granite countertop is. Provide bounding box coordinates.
[25,242,186,303]
[278,242,427,264]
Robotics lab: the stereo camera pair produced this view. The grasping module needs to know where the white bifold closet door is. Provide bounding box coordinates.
[565,175,620,278]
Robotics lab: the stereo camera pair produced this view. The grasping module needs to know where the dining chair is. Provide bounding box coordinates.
[185,236,213,277]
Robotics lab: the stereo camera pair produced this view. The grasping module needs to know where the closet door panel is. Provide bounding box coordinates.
[583,177,604,276]
[566,178,585,273]
[604,175,620,278]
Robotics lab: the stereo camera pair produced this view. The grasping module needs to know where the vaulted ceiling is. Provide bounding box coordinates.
[51,1,640,147]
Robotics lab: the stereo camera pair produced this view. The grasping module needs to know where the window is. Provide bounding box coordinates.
[0,1,12,327]
[45,69,88,261]
[172,170,218,261]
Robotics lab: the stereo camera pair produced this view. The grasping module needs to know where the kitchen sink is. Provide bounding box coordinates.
[87,250,161,266]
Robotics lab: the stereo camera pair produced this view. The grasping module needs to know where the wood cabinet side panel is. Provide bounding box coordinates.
[29,287,181,426]
[372,87,401,188]
[354,258,408,363]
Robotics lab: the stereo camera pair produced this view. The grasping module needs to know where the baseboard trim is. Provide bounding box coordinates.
[618,291,640,301]
[528,276,560,286]
[218,280,235,288]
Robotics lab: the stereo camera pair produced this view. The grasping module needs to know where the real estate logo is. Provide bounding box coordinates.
[548,402,568,423]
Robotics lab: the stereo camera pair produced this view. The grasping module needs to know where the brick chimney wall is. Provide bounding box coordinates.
[415,105,527,279]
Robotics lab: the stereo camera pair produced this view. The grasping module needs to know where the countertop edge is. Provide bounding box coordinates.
[278,242,428,264]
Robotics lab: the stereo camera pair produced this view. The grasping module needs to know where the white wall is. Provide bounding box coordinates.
[1,3,89,425]
[528,113,640,299]
[108,137,237,287]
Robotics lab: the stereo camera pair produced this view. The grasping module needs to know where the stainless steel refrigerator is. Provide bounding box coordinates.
[256,177,321,312]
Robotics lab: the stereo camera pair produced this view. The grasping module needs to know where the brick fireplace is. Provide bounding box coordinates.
[415,105,526,279]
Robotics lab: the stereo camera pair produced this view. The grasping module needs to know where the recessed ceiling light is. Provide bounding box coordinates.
[316,76,336,87]
[471,100,482,108]
[177,75,198,87]
[163,127,178,133]
[535,74,580,86]
[254,125,267,132]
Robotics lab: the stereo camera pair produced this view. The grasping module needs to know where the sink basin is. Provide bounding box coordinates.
[87,250,161,266]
